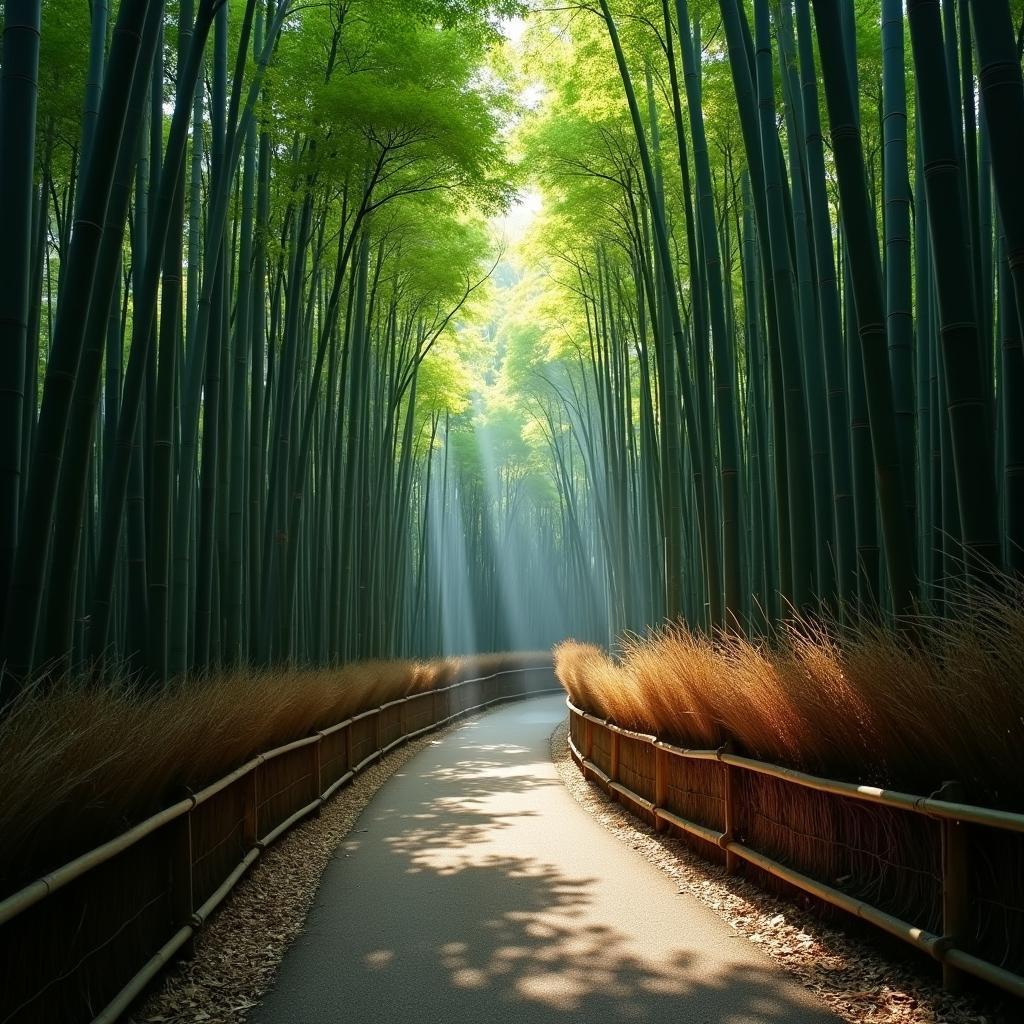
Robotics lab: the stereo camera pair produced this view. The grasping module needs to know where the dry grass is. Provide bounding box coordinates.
[555,583,1024,809]
[0,650,551,896]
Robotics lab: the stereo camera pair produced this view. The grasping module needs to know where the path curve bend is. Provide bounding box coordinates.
[255,695,840,1023]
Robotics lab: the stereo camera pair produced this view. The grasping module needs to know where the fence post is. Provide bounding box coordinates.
[172,809,195,958]
[243,764,260,848]
[312,736,323,814]
[609,727,620,800]
[721,743,740,875]
[939,781,968,992]
[655,746,668,833]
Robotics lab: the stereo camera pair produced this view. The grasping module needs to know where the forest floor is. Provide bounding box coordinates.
[550,723,1014,1024]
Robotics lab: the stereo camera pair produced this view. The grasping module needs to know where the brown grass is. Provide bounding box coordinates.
[0,650,551,895]
[555,584,1024,810]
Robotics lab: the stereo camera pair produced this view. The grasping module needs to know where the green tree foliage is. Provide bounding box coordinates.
[0,0,586,695]
[511,0,1023,637]
[2,0,1023,697]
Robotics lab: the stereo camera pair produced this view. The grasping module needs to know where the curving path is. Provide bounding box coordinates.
[254,695,841,1023]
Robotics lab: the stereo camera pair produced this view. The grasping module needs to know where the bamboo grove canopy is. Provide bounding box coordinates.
[0,0,1023,694]
[506,0,1024,637]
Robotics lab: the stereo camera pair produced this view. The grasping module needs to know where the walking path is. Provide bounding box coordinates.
[254,695,840,1023]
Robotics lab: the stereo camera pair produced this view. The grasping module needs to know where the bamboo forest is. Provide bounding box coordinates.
[2,1,1024,1022]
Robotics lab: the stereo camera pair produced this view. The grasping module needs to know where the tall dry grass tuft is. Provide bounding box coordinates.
[555,582,1024,809]
[0,651,551,895]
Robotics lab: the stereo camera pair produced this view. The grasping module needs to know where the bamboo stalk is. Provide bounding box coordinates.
[256,799,323,850]
[610,780,654,813]
[91,925,196,1024]
[193,758,261,807]
[655,807,724,848]
[725,841,946,958]
[0,796,194,925]
[321,770,354,802]
[940,781,969,992]
[944,948,1024,1000]
[191,847,261,926]
[319,716,354,738]
[352,751,382,774]
[654,738,721,761]
[259,732,320,762]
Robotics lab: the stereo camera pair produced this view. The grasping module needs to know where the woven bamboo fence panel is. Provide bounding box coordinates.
[348,713,378,769]
[379,702,404,750]
[190,782,249,910]
[590,719,612,777]
[0,666,558,1024]
[566,697,1024,1002]
[319,727,351,789]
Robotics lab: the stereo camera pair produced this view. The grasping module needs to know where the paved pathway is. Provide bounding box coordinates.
[255,695,840,1023]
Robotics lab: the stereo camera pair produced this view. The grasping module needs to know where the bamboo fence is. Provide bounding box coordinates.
[565,696,1024,1003]
[0,666,559,1024]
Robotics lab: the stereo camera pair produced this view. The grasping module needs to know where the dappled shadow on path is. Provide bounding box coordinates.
[261,704,836,1023]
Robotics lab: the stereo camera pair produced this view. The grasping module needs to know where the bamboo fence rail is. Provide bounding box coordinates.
[0,665,559,1024]
[565,697,1024,1002]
